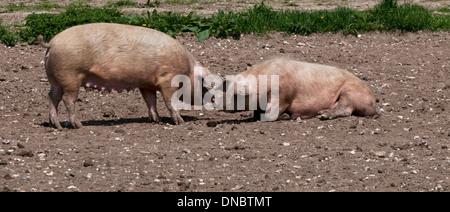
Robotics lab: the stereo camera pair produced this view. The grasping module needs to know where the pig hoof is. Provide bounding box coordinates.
[54,123,63,130]
[72,121,83,129]
[317,110,332,120]
[49,118,62,129]
[172,117,185,125]
[277,113,291,121]
[151,119,162,124]
[150,116,161,123]
[318,114,330,120]
[174,119,185,125]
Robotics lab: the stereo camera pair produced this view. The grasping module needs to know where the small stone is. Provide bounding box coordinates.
[114,128,125,134]
[18,150,33,157]
[183,149,191,154]
[3,174,13,180]
[67,185,77,189]
[375,151,386,158]
[206,121,217,127]
[83,160,94,167]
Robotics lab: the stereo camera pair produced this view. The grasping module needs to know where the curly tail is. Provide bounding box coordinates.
[37,35,51,48]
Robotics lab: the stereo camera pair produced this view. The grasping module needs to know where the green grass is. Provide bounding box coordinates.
[0,0,449,46]
[20,8,124,42]
[436,7,450,13]
[4,2,61,11]
[0,19,18,46]
[107,0,138,8]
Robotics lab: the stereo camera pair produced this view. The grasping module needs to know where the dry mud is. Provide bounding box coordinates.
[0,30,449,192]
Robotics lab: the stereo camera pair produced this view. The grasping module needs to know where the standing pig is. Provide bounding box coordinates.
[38,23,211,129]
[219,57,377,121]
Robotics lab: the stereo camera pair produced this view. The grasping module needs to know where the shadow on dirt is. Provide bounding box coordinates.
[38,115,202,128]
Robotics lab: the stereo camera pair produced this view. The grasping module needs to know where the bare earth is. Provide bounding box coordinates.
[0,1,449,192]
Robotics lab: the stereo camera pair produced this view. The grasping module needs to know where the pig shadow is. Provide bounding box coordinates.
[39,116,201,128]
[216,117,257,125]
[215,112,292,125]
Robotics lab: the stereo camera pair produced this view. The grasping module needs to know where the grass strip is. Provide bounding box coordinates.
[1,0,449,46]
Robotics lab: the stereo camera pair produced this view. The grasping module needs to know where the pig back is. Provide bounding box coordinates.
[47,23,195,78]
[247,58,361,92]
[242,58,366,107]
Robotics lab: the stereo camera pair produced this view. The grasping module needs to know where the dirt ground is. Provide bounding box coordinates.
[0,1,449,192]
[0,30,448,192]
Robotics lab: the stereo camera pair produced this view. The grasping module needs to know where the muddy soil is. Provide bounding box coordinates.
[0,29,448,192]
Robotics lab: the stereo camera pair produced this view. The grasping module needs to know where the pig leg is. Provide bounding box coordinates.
[254,110,289,121]
[160,86,184,125]
[316,91,354,120]
[62,89,83,129]
[317,104,352,120]
[139,88,161,123]
[317,84,377,120]
[255,97,289,121]
[48,84,63,129]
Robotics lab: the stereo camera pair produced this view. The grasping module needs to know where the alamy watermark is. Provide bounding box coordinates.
[170,70,280,121]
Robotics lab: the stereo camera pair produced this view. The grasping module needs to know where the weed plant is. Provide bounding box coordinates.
[0,0,449,46]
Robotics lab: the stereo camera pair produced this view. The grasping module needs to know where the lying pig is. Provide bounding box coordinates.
[219,58,377,121]
[38,23,211,129]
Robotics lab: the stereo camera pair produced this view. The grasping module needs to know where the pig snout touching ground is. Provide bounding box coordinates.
[219,58,377,121]
[38,23,211,129]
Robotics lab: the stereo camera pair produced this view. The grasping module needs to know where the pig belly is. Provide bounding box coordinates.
[82,75,143,93]
[81,62,158,92]
[286,94,339,119]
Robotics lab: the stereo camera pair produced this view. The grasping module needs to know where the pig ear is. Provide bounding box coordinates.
[193,66,205,78]
[193,62,209,78]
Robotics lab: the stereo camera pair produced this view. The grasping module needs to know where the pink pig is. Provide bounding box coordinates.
[38,23,211,129]
[220,58,378,121]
